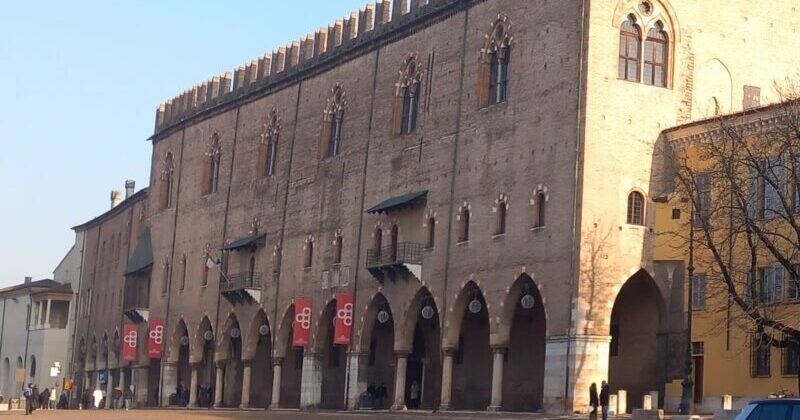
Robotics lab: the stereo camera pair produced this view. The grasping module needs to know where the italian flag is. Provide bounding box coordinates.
[205,256,217,273]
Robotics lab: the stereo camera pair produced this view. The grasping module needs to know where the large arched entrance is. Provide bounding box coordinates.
[447,281,491,411]
[317,299,346,410]
[244,309,273,408]
[219,314,244,408]
[195,317,216,408]
[275,304,302,409]
[499,274,546,412]
[358,293,394,409]
[169,320,190,406]
[609,270,665,412]
[399,287,441,410]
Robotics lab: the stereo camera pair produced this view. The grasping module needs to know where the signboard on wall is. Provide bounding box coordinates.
[333,293,353,345]
[292,298,312,347]
[123,322,138,362]
[148,318,164,358]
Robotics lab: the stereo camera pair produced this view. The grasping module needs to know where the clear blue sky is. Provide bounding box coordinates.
[0,0,367,287]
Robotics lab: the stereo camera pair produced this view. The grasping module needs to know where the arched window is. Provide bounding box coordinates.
[392,54,423,136]
[643,22,668,87]
[496,200,508,235]
[203,135,222,195]
[202,250,210,287]
[479,16,513,108]
[618,15,641,82]
[427,217,436,248]
[390,225,399,261]
[162,261,170,295]
[248,256,256,284]
[374,228,383,258]
[534,192,546,228]
[161,152,175,209]
[627,191,645,225]
[179,254,187,291]
[321,85,345,159]
[29,356,36,378]
[459,207,470,242]
[333,234,343,265]
[305,238,314,268]
[259,108,280,177]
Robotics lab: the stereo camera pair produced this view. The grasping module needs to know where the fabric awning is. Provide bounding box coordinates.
[125,228,153,277]
[366,191,428,215]
[223,233,267,251]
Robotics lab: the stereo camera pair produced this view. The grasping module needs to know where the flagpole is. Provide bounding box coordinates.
[207,253,231,283]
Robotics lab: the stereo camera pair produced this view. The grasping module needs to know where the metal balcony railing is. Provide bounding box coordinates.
[366,243,424,269]
[221,272,263,293]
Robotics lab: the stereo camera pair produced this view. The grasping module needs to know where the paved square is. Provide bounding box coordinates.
[5,410,586,419]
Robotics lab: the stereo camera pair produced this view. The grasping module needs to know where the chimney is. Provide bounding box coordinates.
[24,276,32,284]
[125,179,136,199]
[111,190,123,208]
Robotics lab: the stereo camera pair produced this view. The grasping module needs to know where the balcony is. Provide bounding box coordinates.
[123,286,150,324]
[220,272,263,305]
[366,242,424,283]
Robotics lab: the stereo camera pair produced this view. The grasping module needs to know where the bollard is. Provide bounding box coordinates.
[609,394,618,416]
[618,390,628,414]
[649,391,659,409]
[643,394,653,411]
[722,394,732,411]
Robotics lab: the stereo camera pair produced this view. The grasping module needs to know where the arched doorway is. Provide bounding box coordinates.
[448,281,491,411]
[220,314,244,408]
[1,357,9,395]
[170,320,190,406]
[609,270,665,412]
[195,317,216,408]
[276,304,302,409]
[245,309,273,408]
[358,293,394,409]
[399,287,441,410]
[499,274,546,412]
[15,357,23,398]
[317,299,346,409]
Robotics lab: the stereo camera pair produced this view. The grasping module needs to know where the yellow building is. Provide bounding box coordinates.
[657,103,800,413]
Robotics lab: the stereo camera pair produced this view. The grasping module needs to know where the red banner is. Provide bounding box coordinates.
[122,322,138,362]
[148,318,164,359]
[334,293,354,345]
[293,298,312,347]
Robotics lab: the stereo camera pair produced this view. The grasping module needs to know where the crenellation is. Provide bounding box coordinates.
[393,0,408,19]
[359,5,375,34]
[345,12,359,41]
[233,66,246,90]
[208,76,221,101]
[376,0,392,27]
[257,55,272,80]
[299,35,315,64]
[186,86,198,110]
[330,20,343,50]
[219,72,232,96]
[286,41,300,69]
[315,28,329,57]
[196,83,208,106]
[271,48,286,75]
[245,61,259,86]
[155,103,166,129]
[410,0,425,10]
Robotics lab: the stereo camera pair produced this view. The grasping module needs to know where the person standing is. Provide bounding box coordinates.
[409,380,420,409]
[23,383,34,415]
[589,383,599,420]
[599,381,610,420]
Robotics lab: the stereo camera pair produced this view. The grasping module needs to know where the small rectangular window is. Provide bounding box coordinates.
[751,338,771,377]
[671,209,681,220]
[692,275,707,310]
[782,343,799,376]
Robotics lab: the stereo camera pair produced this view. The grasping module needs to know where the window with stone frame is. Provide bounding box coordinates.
[533,191,547,228]
[788,264,800,302]
[392,54,423,136]
[458,206,470,243]
[320,84,345,159]
[496,196,508,235]
[643,22,668,87]
[427,217,436,249]
[333,233,343,265]
[179,254,187,291]
[760,266,784,305]
[627,191,645,225]
[692,274,707,310]
[258,108,280,178]
[160,152,175,209]
[782,340,800,376]
[478,15,513,108]
[161,261,170,295]
[202,134,222,195]
[618,15,641,82]
[694,173,711,226]
[751,337,771,377]
[305,237,314,268]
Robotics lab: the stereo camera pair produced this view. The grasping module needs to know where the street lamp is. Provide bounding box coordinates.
[678,203,695,415]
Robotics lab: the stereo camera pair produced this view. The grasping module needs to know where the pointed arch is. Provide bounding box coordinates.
[478,14,513,107]
[443,281,487,349]
[397,286,441,352]
[216,313,241,361]
[320,84,346,159]
[244,309,271,361]
[259,107,281,177]
[392,53,423,136]
[168,319,189,364]
[202,133,222,195]
[192,316,214,363]
[160,152,175,209]
[274,303,296,359]
[357,293,394,352]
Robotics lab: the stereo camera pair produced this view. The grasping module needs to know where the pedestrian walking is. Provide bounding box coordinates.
[600,381,610,420]
[589,382,599,420]
[23,383,34,415]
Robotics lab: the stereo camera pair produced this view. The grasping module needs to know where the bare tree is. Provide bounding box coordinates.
[668,89,800,394]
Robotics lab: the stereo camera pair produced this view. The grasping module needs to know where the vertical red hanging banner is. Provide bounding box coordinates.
[334,293,354,345]
[293,298,312,347]
[148,318,164,358]
[122,322,138,362]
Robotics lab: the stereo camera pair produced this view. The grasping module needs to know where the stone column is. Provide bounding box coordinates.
[105,369,114,409]
[439,348,455,411]
[188,363,200,408]
[45,299,53,328]
[346,352,368,410]
[161,363,178,407]
[118,368,127,409]
[488,347,506,411]
[213,362,224,408]
[300,353,322,409]
[134,365,149,407]
[270,358,283,409]
[542,335,611,414]
[391,352,409,410]
[240,361,252,409]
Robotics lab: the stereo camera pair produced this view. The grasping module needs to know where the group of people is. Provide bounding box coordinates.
[589,381,611,420]
[23,383,67,414]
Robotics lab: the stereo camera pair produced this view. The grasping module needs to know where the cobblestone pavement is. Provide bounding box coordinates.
[3,409,590,419]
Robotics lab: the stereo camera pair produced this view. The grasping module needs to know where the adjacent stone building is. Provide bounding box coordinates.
[70,0,800,414]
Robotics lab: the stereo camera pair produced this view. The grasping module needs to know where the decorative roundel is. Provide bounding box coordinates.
[639,1,653,15]
[230,328,241,339]
[421,305,435,320]
[179,336,190,346]
[468,298,483,314]
[377,310,390,324]
[521,294,536,310]
[203,330,214,342]
[259,324,270,336]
